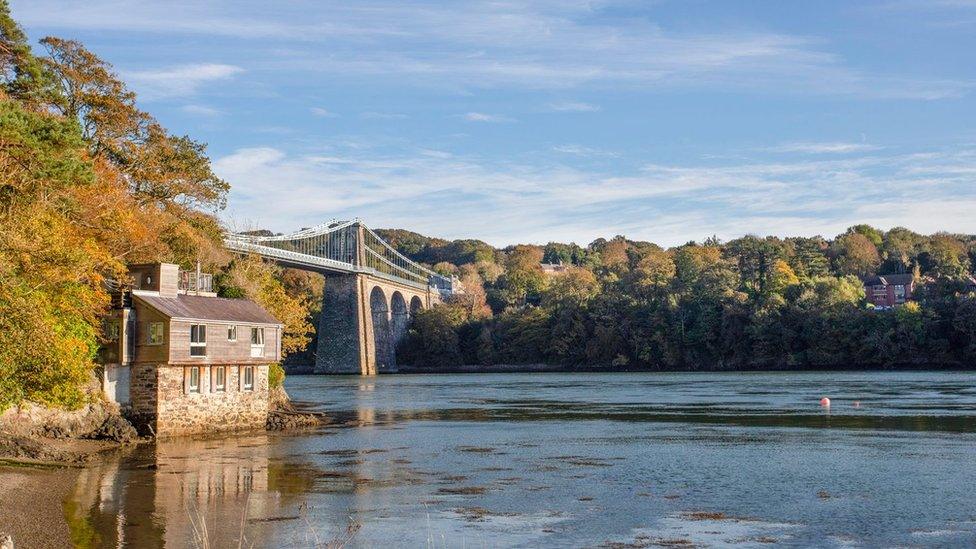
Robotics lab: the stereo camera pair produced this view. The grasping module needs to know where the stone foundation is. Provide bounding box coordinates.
[125,363,270,437]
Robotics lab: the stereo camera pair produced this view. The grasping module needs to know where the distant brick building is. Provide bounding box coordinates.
[862,273,916,308]
[99,263,282,437]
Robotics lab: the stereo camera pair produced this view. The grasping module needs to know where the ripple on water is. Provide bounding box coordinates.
[608,513,802,548]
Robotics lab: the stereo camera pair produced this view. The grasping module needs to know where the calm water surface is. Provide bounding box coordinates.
[68,371,976,547]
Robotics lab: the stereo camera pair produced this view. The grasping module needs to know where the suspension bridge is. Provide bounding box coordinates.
[225,219,458,375]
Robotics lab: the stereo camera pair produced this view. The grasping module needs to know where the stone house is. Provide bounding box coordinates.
[540,261,570,275]
[99,263,282,437]
[862,273,916,309]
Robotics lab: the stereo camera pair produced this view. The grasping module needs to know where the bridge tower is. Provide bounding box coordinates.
[225,220,454,375]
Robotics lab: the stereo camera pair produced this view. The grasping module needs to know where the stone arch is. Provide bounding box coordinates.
[369,286,394,373]
[391,291,409,345]
[409,295,424,316]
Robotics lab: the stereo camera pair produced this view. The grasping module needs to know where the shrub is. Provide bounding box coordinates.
[268,363,285,389]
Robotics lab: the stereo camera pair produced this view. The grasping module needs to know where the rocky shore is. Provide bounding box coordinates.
[0,388,326,548]
[0,386,325,467]
[0,400,138,466]
[265,385,328,431]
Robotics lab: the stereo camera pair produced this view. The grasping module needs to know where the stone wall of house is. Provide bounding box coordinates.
[127,363,159,435]
[154,364,269,437]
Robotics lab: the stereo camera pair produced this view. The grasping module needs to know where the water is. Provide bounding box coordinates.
[66,371,976,547]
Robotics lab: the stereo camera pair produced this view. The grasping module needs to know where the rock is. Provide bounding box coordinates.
[42,425,70,439]
[0,532,14,549]
[265,411,322,431]
[90,415,138,443]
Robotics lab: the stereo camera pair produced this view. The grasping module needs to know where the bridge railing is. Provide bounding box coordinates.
[224,220,458,296]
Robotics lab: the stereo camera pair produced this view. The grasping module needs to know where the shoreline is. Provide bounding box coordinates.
[0,462,80,548]
[285,362,972,375]
[0,387,322,469]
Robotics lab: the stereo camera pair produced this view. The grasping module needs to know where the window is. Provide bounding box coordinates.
[894,285,906,302]
[190,324,207,357]
[250,327,265,358]
[213,366,226,392]
[228,325,237,341]
[242,366,254,391]
[187,366,201,393]
[148,322,165,345]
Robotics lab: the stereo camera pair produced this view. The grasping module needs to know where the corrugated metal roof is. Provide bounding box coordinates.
[134,293,281,325]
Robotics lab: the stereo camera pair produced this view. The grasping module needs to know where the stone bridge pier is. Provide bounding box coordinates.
[315,273,436,375]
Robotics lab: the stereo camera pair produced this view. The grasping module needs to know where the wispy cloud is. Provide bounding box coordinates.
[547,101,601,112]
[767,142,883,154]
[125,63,243,99]
[462,112,515,123]
[310,107,338,117]
[552,144,618,157]
[16,0,971,100]
[215,143,976,246]
[180,104,223,117]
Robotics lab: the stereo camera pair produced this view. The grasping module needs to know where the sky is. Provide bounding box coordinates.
[11,0,976,246]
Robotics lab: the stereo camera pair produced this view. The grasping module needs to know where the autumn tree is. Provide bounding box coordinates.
[449,264,491,320]
[831,232,881,277]
[847,224,884,248]
[217,256,314,357]
[39,37,230,267]
[0,88,119,408]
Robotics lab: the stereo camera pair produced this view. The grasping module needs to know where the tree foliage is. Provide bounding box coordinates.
[399,224,976,371]
[0,6,313,409]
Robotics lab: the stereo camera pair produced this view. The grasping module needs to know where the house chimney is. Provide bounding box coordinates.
[158,263,179,298]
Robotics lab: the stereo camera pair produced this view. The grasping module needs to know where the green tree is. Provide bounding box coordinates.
[925,234,970,280]
[725,236,786,303]
[397,305,466,367]
[789,237,831,279]
[502,245,547,306]
[0,0,47,104]
[847,224,884,247]
[881,227,922,274]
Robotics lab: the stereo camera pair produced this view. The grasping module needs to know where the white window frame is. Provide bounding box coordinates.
[213,366,226,392]
[250,327,265,358]
[147,322,165,345]
[242,366,254,391]
[228,325,237,342]
[190,324,207,357]
[187,366,201,394]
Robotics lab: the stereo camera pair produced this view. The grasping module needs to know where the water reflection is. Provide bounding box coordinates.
[64,372,976,548]
[65,435,316,548]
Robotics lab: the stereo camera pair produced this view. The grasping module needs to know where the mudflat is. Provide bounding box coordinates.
[0,465,78,549]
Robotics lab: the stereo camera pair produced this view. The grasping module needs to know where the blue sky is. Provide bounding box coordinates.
[12,0,976,246]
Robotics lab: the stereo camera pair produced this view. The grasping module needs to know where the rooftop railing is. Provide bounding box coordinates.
[179,270,213,293]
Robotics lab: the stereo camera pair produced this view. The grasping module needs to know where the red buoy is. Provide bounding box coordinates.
[820,397,831,407]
